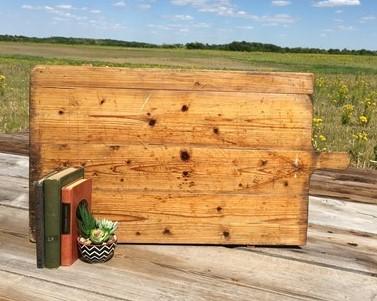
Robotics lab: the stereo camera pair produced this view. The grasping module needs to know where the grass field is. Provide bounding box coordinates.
[0,41,376,168]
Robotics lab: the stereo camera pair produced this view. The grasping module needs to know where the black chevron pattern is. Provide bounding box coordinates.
[78,242,117,263]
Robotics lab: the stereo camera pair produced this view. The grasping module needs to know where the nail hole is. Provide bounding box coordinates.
[260,159,268,166]
[135,231,141,236]
[120,178,124,182]
[182,171,189,177]
[148,119,157,127]
[216,206,222,212]
[163,228,172,235]
[58,110,64,115]
[223,231,230,238]
[180,150,190,161]
[181,104,189,112]
[284,181,289,187]
[100,98,106,105]
[126,160,132,165]
[213,127,219,134]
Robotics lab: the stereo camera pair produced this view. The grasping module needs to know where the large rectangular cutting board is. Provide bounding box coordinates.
[30,66,349,245]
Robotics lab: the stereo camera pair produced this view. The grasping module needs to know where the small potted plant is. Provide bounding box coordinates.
[76,203,118,263]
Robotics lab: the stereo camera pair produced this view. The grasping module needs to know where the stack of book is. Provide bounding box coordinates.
[35,167,92,268]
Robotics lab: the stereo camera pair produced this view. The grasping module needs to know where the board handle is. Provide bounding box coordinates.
[313,152,350,170]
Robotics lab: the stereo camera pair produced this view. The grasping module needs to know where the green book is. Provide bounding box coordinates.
[35,171,58,268]
[44,167,84,268]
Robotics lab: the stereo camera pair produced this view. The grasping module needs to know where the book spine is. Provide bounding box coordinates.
[35,181,44,268]
[61,189,73,266]
[43,179,61,268]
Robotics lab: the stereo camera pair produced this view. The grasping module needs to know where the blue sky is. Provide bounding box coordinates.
[0,0,376,50]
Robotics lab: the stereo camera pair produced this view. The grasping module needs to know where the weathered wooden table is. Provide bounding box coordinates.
[1,152,376,300]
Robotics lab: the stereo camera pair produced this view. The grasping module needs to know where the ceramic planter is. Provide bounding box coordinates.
[77,236,117,263]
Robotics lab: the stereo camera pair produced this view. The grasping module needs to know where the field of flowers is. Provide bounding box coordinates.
[313,75,377,168]
[0,45,376,168]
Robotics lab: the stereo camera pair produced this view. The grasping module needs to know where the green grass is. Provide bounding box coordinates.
[0,42,376,168]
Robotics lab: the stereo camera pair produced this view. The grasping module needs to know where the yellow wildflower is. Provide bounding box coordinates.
[359,115,368,125]
[342,104,354,112]
[319,135,327,142]
[353,131,368,142]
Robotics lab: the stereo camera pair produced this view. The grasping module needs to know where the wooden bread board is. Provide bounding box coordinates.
[29,66,349,245]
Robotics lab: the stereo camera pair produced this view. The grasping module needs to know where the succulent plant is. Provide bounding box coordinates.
[76,202,118,245]
[77,202,96,239]
[89,229,111,244]
[97,219,118,235]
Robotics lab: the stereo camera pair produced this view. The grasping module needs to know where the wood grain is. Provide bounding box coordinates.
[246,223,377,276]
[0,131,29,156]
[32,88,313,150]
[92,193,307,245]
[31,65,315,94]
[314,152,350,170]
[29,66,347,244]
[37,144,313,193]
[3,160,377,300]
[310,168,377,205]
[0,153,28,210]
[309,196,377,234]
[1,205,377,301]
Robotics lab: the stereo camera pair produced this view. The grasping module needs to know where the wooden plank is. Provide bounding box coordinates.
[0,140,371,205]
[32,88,313,150]
[313,152,350,170]
[309,196,377,234]
[1,206,377,301]
[0,271,121,301]
[36,144,314,193]
[310,168,377,205]
[243,223,377,276]
[34,145,313,244]
[31,66,314,94]
[0,153,28,209]
[92,193,307,245]
[0,131,29,156]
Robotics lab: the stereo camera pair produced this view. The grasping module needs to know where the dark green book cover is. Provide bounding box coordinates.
[44,167,84,268]
[35,170,58,269]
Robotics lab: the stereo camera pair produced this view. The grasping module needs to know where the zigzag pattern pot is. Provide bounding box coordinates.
[77,237,117,263]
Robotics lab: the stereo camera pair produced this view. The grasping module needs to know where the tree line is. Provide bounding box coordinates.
[0,35,376,55]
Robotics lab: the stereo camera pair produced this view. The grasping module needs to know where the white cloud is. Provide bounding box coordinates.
[171,14,194,20]
[21,3,126,30]
[337,24,355,30]
[139,4,152,9]
[360,15,376,23]
[170,0,246,17]
[236,25,254,30]
[113,1,126,7]
[55,4,73,10]
[259,14,296,26]
[170,0,296,25]
[313,0,360,7]
[272,1,291,7]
